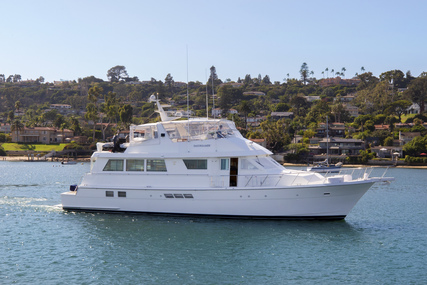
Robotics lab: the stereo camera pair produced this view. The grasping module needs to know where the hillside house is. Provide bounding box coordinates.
[11,127,73,144]
[270,112,294,120]
[316,122,345,138]
[309,137,365,156]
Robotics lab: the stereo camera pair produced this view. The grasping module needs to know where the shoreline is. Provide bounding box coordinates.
[0,156,90,162]
[281,163,427,169]
[2,156,427,168]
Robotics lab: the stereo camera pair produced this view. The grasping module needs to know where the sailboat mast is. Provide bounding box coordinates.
[186,46,189,119]
[326,116,329,165]
[206,69,208,119]
[212,69,215,119]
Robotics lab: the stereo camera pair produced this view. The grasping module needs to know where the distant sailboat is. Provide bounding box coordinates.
[308,116,343,173]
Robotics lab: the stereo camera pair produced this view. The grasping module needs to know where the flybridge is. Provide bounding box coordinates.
[129,119,240,143]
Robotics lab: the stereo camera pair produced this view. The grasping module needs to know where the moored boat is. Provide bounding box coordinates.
[307,160,342,173]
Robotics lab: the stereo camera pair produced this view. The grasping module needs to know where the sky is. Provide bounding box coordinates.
[1,0,426,84]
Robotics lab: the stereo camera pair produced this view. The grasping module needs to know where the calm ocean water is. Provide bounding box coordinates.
[0,162,426,285]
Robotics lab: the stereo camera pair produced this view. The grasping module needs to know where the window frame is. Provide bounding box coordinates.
[146,159,167,172]
[220,158,230,170]
[126,159,145,172]
[103,159,124,171]
[183,159,208,170]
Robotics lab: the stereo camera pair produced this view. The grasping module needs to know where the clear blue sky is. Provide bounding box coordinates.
[1,0,425,83]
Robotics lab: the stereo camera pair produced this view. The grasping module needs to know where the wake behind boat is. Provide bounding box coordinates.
[61,96,393,219]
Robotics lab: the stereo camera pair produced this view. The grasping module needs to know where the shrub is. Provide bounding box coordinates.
[64,142,83,150]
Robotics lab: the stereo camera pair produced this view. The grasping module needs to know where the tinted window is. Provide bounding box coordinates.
[126,159,145,171]
[146,159,167,172]
[183,159,207,169]
[103,159,124,171]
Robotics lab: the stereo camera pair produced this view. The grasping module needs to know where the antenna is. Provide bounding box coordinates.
[205,69,208,119]
[186,46,189,119]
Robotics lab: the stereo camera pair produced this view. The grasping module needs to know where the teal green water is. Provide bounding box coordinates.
[0,162,426,284]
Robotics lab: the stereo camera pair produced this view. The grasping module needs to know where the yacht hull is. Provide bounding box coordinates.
[61,181,374,219]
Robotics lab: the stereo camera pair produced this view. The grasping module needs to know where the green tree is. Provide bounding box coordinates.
[100,92,119,141]
[300,62,309,84]
[331,103,350,123]
[217,85,243,117]
[274,103,290,112]
[69,116,82,136]
[260,119,291,153]
[42,109,59,124]
[164,73,174,93]
[290,95,308,117]
[380,70,405,88]
[383,136,394,146]
[207,66,222,95]
[7,110,14,123]
[238,100,252,129]
[53,114,65,130]
[357,72,379,90]
[262,75,271,85]
[87,85,103,105]
[85,103,99,141]
[60,121,69,143]
[15,100,22,113]
[243,74,252,85]
[119,104,133,128]
[107,65,128,82]
[403,135,427,156]
[386,100,412,122]
[13,74,21,82]
[405,76,427,113]
[305,100,330,124]
[11,119,24,142]
[0,145,6,156]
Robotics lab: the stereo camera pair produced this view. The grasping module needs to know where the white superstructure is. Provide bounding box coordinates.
[61,100,393,219]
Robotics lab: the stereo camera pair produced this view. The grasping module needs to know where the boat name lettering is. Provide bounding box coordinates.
[193,144,211,147]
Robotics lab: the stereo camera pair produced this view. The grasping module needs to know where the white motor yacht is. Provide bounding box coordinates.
[61,98,393,219]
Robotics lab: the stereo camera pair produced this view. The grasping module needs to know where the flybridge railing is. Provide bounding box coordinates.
[129,120,240,143]
[163,120,236,142]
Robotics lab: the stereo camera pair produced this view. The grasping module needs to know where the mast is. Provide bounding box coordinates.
[212,68,215,119]
[186,46,189,119]
[206,69,208,119]
[326,116,329,165]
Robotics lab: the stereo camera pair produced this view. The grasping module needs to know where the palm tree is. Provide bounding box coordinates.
[60,122,69,143]
[341,67,346,78]
[331,69,335,77]
[7,110,14,124]
[325,68,329,78]
[321,71,325,78]
[15,100,22,113]
[69,116,82,136]
[361,66,365,73]
[85,103,99,141]
[11,119,24,143]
